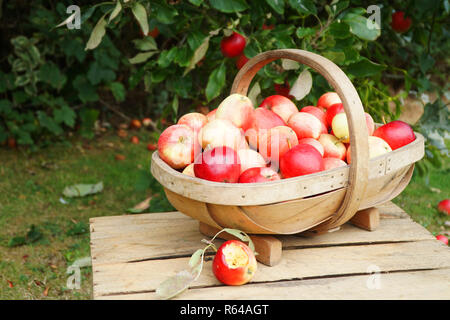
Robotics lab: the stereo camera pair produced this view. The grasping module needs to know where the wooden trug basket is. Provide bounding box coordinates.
[151,49,424,257]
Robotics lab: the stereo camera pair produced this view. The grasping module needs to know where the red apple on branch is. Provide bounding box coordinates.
[220,32,246,58]
[391,11,412,33]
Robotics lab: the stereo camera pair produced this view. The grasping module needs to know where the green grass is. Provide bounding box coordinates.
[0,129,166,299]
[0,129,448,299]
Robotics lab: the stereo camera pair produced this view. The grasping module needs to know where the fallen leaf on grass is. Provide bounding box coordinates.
[127,196,152,213]
[43,286,50,297]
[115,154,126,161]
[62,182,103,198]
[7,280,13,288]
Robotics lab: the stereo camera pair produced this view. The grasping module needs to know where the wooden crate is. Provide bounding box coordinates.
[90,202,450,300]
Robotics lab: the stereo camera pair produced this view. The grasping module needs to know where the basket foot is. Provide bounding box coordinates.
[349,207,380,231]
[199,222,282,267]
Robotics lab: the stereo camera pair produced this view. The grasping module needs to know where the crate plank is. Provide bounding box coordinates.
[98,268,450,300]
[93,240,450,298]
[90,203,432,266]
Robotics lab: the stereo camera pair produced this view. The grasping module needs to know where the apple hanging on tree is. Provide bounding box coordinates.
[220,32,246,58]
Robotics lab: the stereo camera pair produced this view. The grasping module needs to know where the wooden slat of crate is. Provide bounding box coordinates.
[90,202,450,300]
[99,268,450,300]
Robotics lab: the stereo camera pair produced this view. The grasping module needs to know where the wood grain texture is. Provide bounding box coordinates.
[99,268,450,300]
[92,240,450,298]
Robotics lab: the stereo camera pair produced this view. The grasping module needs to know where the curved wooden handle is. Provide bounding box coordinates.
[230,49,369,230]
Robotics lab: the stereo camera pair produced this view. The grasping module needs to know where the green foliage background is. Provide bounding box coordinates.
[0,0,448,171]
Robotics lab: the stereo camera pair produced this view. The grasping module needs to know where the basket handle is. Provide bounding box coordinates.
[230,49,369,230]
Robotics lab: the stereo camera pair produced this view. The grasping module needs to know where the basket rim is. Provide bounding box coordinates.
[151,131,425,206]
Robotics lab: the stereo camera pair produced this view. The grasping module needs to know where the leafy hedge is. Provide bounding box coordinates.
[0,0,448,171]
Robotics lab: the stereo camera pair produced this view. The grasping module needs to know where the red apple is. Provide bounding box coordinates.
[206,108,217,122]
[220,32,246,58]
[216,94,254,131]
[158,124,195,169]
[288,112,325,140]
[245,107,286,149]
[130,136,139,144]
[198,119,243,151]
[258,125,299,163]
[437,199,450,215]
[317,92,341,110]
[236,53,249,70]
[391,11,412,33]
[280,144,324,178]
[177,112,208,132]
[318,134,347,161]
[300,106,327,129]
[147,143,157,151]
[212,240,257,286]
[298,138,324,157]
[373,120,415,150]
[436,235,449,246]
[259,95,298,123]
[194,146,241,183]
[239,167,281,183]
[237,149,267,174]
[274,81,294,99]
[347,136,392,164]
[323,157,348,170]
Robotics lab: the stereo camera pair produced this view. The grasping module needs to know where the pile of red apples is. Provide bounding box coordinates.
[157,92,416,183]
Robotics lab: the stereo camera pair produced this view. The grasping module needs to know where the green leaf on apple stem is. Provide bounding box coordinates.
[205,62,226,102]
[222,228,256,254]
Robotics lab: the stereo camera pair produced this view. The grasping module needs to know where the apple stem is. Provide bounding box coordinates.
[287,138,292,150]
[382,116,387,125]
